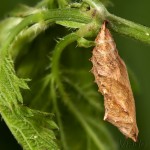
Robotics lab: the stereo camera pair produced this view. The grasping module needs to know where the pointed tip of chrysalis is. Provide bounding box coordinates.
[103,113,108,121]
[131,126,139,142]
[132,136,138,142]
[119,124,139,142]
[126,132,138,142]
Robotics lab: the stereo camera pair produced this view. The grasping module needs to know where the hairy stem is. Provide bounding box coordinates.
[50,33,79,149]
[50,79,68,150]
[84,0,150,44]
[58,81,106,150]
[57,0,68,8]
[0,8,91,58]
[51,33,106,149]
[51,33,79,79]
[107,13,150,44]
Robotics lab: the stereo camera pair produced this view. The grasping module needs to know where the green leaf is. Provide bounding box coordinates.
[0,56,59,150]
[1,106,59,150]
[8,4,43,17]
[0,57,29,108]
[0,17,23,47]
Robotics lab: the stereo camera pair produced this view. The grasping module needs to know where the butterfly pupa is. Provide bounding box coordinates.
[91,22,139,142]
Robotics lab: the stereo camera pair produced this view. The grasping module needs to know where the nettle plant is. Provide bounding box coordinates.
[0,0,149,149]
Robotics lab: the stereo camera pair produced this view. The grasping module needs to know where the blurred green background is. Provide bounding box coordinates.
[0,0,150,149]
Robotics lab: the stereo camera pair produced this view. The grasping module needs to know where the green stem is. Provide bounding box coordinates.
[50,79,68,150]
[51,32,106,149]
[36,0,55,8]
[51,33,79,78]
[50,32,83,150]
[57,80,106,150]
[107,13,150,44]
[50,33,79,149]
[86,117,117,149]
[0,8,91,58]
[83,0,108,20]
[84,0,150,44]
[57,0,68,8]
[64,78,102,111]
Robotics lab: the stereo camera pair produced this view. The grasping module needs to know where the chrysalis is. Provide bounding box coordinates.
[91,22,139,142]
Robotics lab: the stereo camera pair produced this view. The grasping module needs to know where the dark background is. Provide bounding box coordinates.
[0,0,150,149]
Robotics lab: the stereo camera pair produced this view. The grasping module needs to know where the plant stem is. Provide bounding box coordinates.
[64,78,102,111]
[83,0,108,20]
[50,79,68,150]
[58,81,106,150]
[51,33,106,150]
[51,33,79,79]
[50,33,80,149]
[107,13,150,44]
[57,0,68,8]
[84,0,150,44]
[0,9,91,59]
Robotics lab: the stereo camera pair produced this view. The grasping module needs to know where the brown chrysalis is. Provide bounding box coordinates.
[91,22,139,142]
